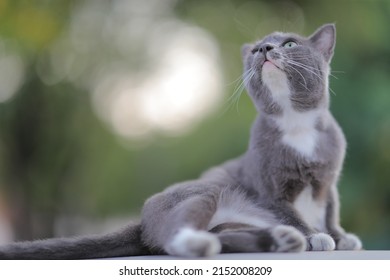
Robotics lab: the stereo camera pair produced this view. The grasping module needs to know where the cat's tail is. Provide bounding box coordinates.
[0,223,151,259]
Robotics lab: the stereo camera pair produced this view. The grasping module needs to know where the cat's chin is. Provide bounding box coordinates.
[261,62,289,96]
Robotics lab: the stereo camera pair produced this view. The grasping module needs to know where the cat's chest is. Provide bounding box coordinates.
[293,185,326,232]
[274,108,320,158]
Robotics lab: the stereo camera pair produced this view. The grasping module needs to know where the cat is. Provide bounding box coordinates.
[0,23,362,259]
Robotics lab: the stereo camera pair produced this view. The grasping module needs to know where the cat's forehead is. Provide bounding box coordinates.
[257,32,305,45]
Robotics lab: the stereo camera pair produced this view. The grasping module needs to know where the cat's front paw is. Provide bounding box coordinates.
[270,225,306,252]
[336,233,362,250]
[308,233,335,251]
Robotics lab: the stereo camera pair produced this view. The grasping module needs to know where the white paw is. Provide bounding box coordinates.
[271,225,306,252]
[165,228,221,257]
[337,233,362,250]
[309,233,335,251]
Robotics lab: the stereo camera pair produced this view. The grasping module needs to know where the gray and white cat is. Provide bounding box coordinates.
[0,23,362,259]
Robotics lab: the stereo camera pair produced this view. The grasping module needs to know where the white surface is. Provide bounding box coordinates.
[110,250,390,260]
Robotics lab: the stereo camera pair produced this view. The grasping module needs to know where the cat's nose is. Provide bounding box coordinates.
[261,44,274,54]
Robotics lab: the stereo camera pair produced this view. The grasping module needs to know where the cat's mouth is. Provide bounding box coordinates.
[262,59,283,71]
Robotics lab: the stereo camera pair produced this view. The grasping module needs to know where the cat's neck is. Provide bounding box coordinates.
[251,107,329,158]
[274,108,322,157]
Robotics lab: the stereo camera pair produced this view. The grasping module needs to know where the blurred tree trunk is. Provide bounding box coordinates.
[0,67,79,241]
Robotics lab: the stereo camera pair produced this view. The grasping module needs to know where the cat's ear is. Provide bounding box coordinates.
[241,43,253,59]
[309,23,336,62]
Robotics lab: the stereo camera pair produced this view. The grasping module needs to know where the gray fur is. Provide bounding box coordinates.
[0,224,148,259]
[0,24,362,259]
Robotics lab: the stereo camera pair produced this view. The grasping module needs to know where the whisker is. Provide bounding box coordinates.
[287,54,313,58]
[282,53,342,80]
[298,81,310,91]
[284,59,323,72]
[222,68,255,114]
[226,68,254,87]
[280,54,338,95]
[329,70,345,80]
[328,86,337,96]
[331,70,345,73]
[285,60,323,77]
[285,64,309,90]
[285,54,315,59]
[285,60,325,82]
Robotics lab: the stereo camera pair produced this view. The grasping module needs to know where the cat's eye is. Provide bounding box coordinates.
[283,41,297,48]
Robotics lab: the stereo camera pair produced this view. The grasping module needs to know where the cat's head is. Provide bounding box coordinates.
[242,24,336,114]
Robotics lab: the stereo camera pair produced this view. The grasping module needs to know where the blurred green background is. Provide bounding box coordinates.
[0,0,389,250]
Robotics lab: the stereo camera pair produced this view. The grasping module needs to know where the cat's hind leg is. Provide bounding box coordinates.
[165,227,221,257]
[211,223,306,253]
[141,181,223,257]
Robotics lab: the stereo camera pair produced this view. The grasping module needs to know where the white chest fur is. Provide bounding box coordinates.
[293,186,326,231]
[276,109,319,157]
[262,65,319,158]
